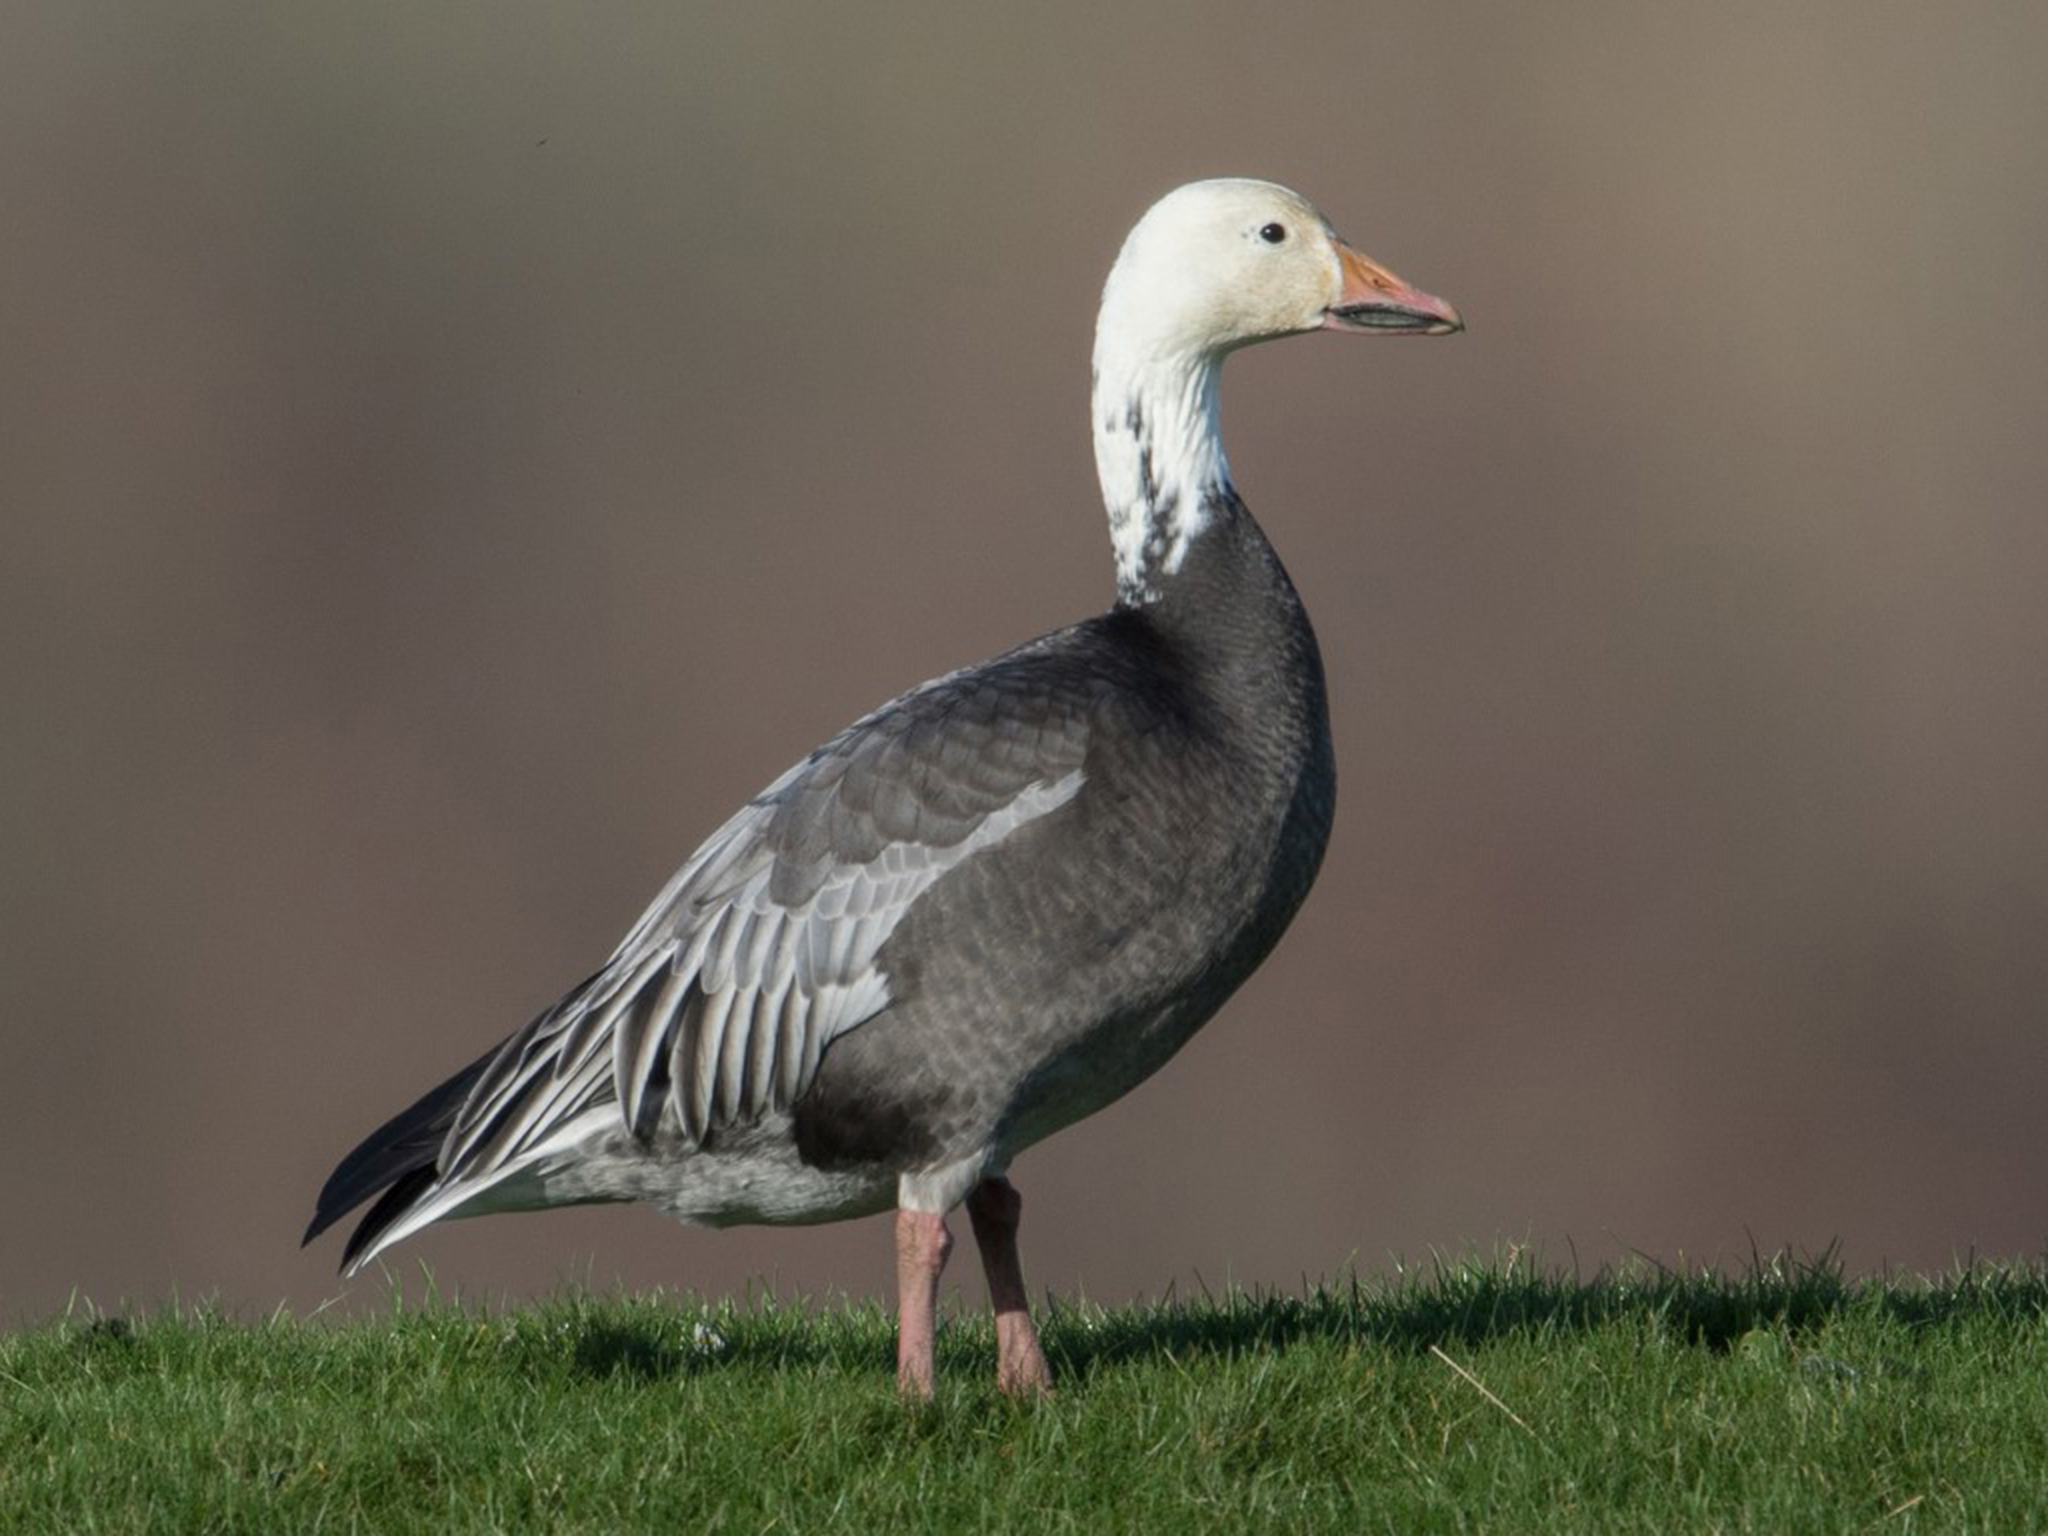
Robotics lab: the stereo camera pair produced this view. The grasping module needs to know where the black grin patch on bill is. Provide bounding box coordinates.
[1327,302,1454,333]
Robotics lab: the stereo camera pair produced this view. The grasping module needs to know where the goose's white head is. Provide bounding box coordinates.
[1098,178,1461,360]
[1093,178,1460,603]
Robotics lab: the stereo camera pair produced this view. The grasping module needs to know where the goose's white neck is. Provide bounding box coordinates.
[1091,342,1231,606]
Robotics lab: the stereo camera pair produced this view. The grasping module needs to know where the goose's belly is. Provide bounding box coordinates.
[468,1114,898,1228]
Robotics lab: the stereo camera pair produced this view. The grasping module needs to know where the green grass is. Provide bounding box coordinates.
[6,1252,2048,1533]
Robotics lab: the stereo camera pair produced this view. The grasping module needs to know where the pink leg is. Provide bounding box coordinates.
[966,1177,1053,1396]
[895,1207,953,1397]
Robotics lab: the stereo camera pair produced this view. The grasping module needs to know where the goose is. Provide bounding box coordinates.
[304,178,1461,1396]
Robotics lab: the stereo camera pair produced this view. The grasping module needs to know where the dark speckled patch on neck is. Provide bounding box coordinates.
[1113,398,1188,606]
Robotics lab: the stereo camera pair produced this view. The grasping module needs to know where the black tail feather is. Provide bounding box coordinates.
[336,1163,444,1272]
[302,1046,497,1262]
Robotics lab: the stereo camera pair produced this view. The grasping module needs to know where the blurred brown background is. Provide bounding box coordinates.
[4,1,2045,1323]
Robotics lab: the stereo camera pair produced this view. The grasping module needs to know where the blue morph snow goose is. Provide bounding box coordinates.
[305,179,1460,1395]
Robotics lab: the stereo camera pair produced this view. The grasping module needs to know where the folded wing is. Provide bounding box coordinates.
[322,661,1095,1268]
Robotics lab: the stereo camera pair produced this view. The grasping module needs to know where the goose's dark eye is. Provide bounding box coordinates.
[1258,222,1288,245]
